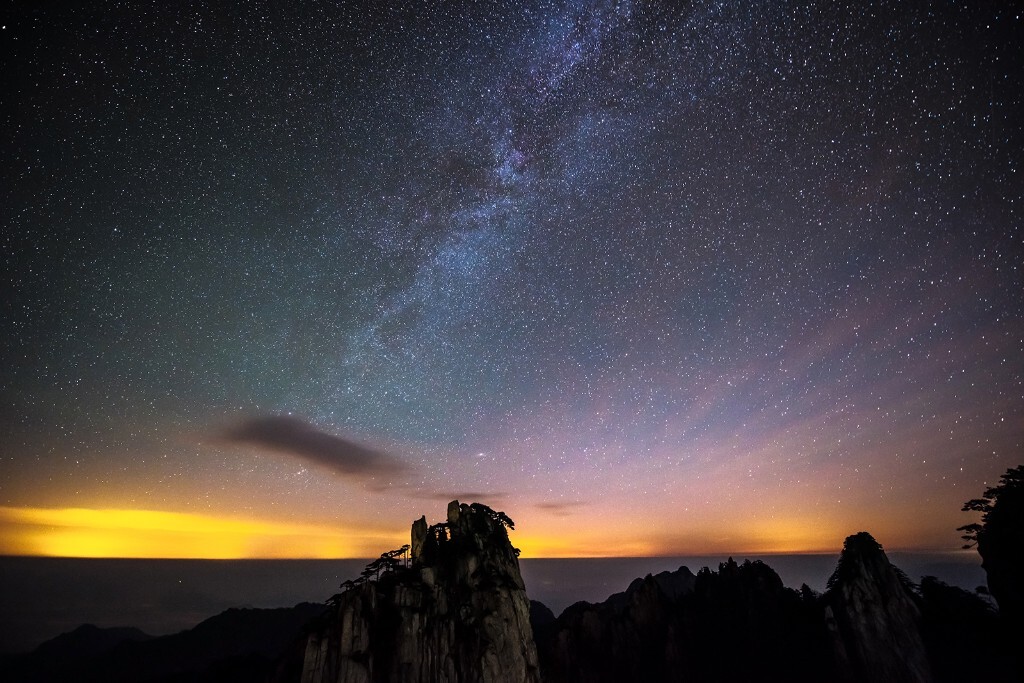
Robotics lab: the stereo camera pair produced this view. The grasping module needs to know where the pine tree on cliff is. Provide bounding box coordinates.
[958,464,1024,637]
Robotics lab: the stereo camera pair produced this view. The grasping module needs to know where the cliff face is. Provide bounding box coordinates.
[824,532,933,683]
[300,501,540,683]
[540,567,690,683]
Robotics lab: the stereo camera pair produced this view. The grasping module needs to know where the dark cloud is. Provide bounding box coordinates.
[223,415,404,479]
[534,501,586,516]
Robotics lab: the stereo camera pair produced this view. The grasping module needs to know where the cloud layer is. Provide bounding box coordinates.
[224,415,404,479]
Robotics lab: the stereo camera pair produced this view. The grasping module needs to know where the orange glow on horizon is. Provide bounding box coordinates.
[0,504,945,560]
[0,505,655,559]
[0,506,405,559]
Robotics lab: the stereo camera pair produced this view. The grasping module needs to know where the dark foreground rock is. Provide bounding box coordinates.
[535,531,1016,683]
[537,560,829,682]
[298,500,540,683]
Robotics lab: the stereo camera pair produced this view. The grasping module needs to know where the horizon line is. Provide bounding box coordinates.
[0,547,976,561]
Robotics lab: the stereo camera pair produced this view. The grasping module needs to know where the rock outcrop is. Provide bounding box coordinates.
[300,501,540,683]
[824,532,933,683]
[537,534,949,682]
[537,561,829,682]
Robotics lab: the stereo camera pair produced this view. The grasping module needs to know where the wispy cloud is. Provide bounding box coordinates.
[223,415,405,479]
[534,501,586,516]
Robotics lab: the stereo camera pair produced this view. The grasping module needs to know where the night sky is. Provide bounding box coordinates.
[3,1,1022,558]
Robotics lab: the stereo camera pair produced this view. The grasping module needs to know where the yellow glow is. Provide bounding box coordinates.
[0,506,404,559]
[0,502,923,560]
[719,517,846,554]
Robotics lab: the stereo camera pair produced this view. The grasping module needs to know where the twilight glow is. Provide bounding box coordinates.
[3,1,1021,559]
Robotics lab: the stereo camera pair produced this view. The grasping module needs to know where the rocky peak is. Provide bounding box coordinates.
[411,500,523,590]
[300,501,539,683]
[825,532,933,683]
[538,557,826,682]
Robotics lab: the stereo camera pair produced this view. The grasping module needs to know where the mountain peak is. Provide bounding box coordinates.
[825,532,933,683]
[302,501,540,683]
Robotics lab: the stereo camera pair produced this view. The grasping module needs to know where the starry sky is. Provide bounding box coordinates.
[2,0,1022,558]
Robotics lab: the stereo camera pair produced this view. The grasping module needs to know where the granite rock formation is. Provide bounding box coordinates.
[299,500,540,683]
[824,532,933,683]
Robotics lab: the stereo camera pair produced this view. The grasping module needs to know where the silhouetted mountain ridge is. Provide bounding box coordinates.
[33,623,154,660]
[2,603,325,683]
[2,514,1017,682]
[533,533,1014,683]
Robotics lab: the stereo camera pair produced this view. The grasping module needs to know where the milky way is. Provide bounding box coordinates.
[3,1,1022,556]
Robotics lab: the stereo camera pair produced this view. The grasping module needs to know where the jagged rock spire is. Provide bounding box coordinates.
[825,532,933,683]
[301,501,539,683]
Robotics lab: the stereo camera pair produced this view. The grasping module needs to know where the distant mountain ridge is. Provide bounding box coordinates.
[2,603,324,683]
[33,623,154,660]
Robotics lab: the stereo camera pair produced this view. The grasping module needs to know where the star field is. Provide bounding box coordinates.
[2,1,1022,557]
